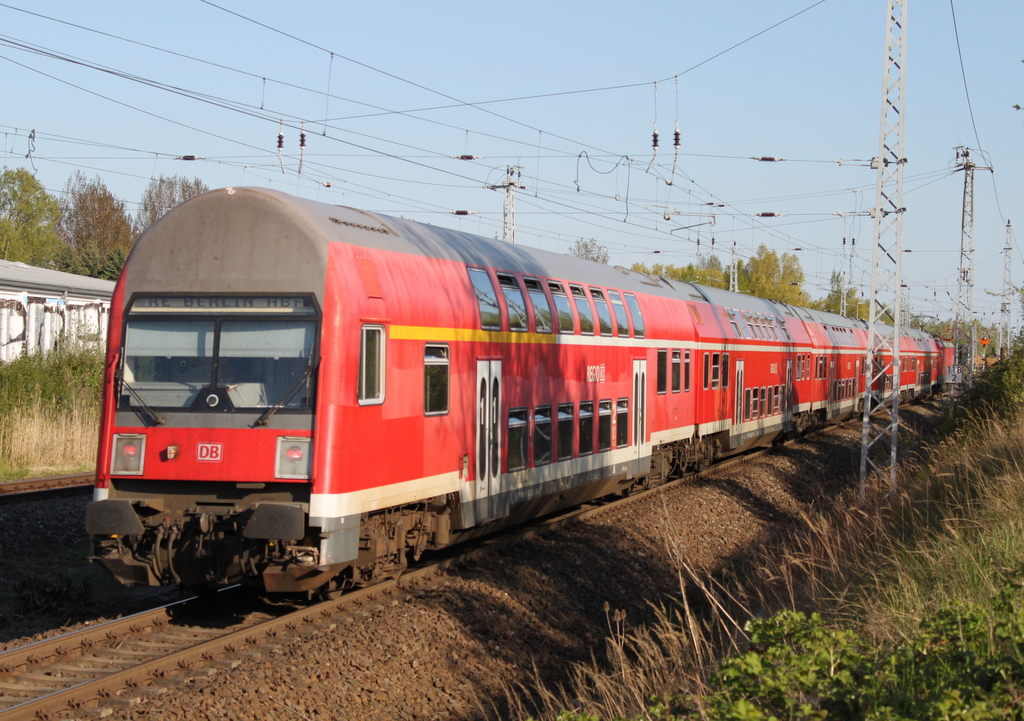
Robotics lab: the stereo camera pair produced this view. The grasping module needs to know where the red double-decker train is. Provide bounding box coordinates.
[86,187,953,595]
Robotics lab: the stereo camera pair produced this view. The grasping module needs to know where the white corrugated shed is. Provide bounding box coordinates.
[0,260,115,362]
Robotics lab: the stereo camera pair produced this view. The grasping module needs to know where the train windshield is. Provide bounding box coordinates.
[121,312,316,412]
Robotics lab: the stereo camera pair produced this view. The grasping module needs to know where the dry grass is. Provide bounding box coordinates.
[503,405,1024,720]
[0,397,99,478]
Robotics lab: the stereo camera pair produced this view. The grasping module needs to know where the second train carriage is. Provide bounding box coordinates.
[86,187,945,594]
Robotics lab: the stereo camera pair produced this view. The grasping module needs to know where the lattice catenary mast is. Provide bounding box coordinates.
[859,0,907,499]
[486,166,526,244]
[1000,220,1013,360]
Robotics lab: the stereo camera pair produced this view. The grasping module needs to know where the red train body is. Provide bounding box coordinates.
[86,188,950,594]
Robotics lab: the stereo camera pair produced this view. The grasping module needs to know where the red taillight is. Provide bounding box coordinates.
[122,443,138,458]
[286,446,304,461]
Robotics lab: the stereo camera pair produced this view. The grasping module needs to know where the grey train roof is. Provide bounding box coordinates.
[128,188,915,339]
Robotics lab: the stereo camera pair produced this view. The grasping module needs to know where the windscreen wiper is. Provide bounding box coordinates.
[118,376,166,426]
[254,365,313,427]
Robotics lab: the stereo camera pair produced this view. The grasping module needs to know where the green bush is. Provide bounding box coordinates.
[702,573,1024,720]
[940,336,1024,432]
[0,345,103,414]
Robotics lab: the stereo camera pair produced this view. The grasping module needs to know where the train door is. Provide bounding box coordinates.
[475,359,502,521]
[632,359,649,471]
[785,359,794,426]
[731,359,745,445]
[828,357,836,419]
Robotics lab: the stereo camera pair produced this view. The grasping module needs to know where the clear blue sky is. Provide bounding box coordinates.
[2,0,1020,327]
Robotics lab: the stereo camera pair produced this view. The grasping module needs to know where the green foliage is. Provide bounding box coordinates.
[55,171,133,279]
[940,335,1024,431]
[134,174,208,234]
[701,575,1024,720]
[569,237,610,264]
[0,167,62,264]
[631,255,727,289]
[0,345,104,416]
[741,245,805,305]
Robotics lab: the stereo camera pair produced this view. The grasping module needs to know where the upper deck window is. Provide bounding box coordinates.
[570,285,596,335]
[607,290,630,336]
[590,289,614,336]
[523,278,553,333]
[467,268,502,330]
[496,273,528,331]
[548,281,575,333]
[623,293,645,338]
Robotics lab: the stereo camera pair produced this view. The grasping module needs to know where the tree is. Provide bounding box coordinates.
[630,255,727,289]
[741,245,805,304]
[0,168,61,265]
[810,270,868,318]
[568,237,609,264]
[56,172,133,278]
[135,175,208,234]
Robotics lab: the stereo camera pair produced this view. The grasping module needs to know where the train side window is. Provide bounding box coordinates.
[524,278,553,334]
[774,386,781,414]
[727,310,742,338]
[578,401,594,456]
[671,350,681,392]
[703,353,710,391]
[766,318,779,341]
[607,290,630,336]
[657,350,668,394]
[548,281,575,334]
[760,387,767,415]
[570,285,596,335]
[711,353,721,389]
[497,273,528,331]
[684,350,691,391]
[778,317,792,342]
[598,400,613,452]
[722,352,730,389]
[750,387,758,418]
[557,403,574,461]
[467,268,502,331]
[744,389,752,421]
[534,406,552,466]
[507,408,528,471]
[358,324,385,405]
[590,289,614,336]
[623,293,645,338]
[616,399,629,447]
[423,344,449,415]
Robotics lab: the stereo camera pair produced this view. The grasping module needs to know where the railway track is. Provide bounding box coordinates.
[0,440,781,720]
[0,474,94,504]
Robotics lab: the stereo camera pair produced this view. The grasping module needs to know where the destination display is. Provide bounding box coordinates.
[129,295,317,314]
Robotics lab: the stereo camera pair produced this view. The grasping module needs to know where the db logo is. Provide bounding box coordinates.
[196,442,224,462]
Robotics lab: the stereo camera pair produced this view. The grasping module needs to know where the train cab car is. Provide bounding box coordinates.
[85,188,696,594]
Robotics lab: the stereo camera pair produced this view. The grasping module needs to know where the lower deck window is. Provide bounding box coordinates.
[507,409,528,471]
[534,406,552,466]
[616,399,629,447]
[598,400,612,452]
[557,404,574,461]
[423,344,449,415]
[578,401,594,456]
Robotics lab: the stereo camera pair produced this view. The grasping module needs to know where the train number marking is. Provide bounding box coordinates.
[586,364,606,383]
[196,443,224,462]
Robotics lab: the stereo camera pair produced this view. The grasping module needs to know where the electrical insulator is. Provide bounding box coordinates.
[300,131,306,148]
[277,132,284,150]
[652,130,659,149]
[673,130,681,148]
